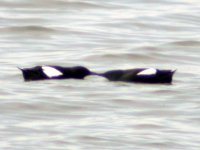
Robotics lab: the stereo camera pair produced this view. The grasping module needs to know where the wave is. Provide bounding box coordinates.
[83,53,159,63]
[0,0,109,9]
[166,40,200,47]
[0,25,57,34]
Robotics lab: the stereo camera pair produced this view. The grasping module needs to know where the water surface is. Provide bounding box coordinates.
[0,0,200,149]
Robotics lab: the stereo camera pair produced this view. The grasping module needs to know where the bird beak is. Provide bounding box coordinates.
[90,72,103,76]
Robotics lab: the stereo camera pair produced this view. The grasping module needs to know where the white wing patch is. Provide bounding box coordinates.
[42,66,63,78]
[137,68,157,76]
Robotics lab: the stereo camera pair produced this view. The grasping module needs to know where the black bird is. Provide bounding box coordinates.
[98,68,176,84]
[19,65,94,81]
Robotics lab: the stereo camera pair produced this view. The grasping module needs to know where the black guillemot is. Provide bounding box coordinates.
[19,65,95,81]
[98,68,176,84]
[19,66,176,83]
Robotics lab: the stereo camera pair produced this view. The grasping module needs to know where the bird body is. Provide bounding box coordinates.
[100,68,175,84]
[19,65,92,81]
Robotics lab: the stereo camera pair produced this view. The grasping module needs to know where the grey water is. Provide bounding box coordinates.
[0,0,200,149]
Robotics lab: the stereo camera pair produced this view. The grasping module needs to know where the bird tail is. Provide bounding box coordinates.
[17,67,23,71]
[172,69,177,75]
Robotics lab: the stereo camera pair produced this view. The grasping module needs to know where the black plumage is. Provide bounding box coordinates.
[19,65,93,81]
[99,68,176,84]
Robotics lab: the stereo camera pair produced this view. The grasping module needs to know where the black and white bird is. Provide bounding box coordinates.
[19,66,176,84]
[19,65,94,81]
[98,68,176,84]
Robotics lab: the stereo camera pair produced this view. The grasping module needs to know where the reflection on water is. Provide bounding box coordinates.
[0,0,200,149]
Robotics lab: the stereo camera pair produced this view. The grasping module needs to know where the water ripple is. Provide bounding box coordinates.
[1,0,200,149]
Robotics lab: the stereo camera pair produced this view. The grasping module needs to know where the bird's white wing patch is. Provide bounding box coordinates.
[137,68,157,76]
[42,66,63,78]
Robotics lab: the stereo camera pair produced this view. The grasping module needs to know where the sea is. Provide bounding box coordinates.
[0,0,200,149]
